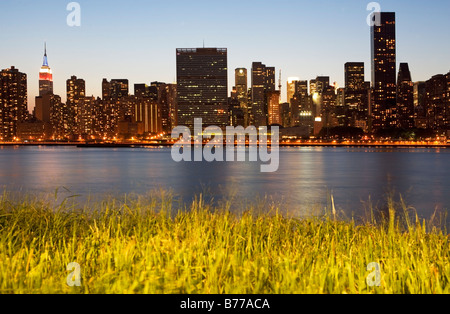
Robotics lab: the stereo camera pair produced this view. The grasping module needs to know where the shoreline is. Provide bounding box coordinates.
[0,142,449,148]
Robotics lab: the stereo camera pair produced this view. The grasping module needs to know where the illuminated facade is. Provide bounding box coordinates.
[287,78,300,105]
[0,66,28,140]
[235,68,248,109]
[290,80,310,127]
[371,12,397,130]
[425,73,450,132]
[102,79,129,100]
[267,90,281,125]
[176,48,228,131]
[39,44,53,97]
[158,83,177,133]
[66,75,86,137]
[133,98,162,135]
[344,62,368,127]
[251,62,275,127]
[235,68,248,126]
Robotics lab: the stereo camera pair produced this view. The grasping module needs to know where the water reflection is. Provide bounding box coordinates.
[0,146,448,224]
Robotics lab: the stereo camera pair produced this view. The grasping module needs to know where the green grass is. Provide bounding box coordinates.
[0,192,448,294]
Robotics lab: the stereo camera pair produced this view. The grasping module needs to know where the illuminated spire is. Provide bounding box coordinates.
[43,42,48,67]
[39,42,53,96]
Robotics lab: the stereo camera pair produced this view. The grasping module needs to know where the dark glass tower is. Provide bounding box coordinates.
[396,63,414,129]
[176,48,228,131]
[371,12,396,131]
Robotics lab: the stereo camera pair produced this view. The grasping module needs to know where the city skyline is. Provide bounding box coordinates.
[1,0,450,110]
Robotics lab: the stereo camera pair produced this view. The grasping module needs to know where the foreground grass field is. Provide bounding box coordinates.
[0,193,448,294]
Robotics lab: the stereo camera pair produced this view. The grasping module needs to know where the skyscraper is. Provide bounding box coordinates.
[345,63,365,91]
[344,62,368,127]
[157,83,177,133]
[425,73,450,132]
[396,63,414,129]
[0,66,28,139]
[267,90,281,126]
[371,12,396,131]
[413,81,427,128]
[251,62,275,127]
[66,75,86,137]
[235,68,248,126]
[290,80,310,127]
[251,62,266,127]
[39,43,53,97]
[48,94,66,139]
[235,68,248,108]
[287,77,300,105]
[176,48,228,131]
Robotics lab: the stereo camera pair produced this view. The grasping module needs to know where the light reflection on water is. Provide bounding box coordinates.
[0,146,448,224]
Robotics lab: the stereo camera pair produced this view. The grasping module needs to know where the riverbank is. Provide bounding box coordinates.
[0,195,448,294]
[0,142,449,148]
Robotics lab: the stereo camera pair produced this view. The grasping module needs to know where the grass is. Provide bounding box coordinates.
[0,191,448,294]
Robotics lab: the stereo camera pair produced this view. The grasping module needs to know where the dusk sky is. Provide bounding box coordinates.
[1,0,449,110]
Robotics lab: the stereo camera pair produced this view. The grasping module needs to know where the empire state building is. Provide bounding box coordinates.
[39,43,53,96]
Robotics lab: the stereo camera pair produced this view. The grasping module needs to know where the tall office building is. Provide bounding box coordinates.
[39,44,53,97]
[67,75,86,136]
[235,68,248,126]
[290,80,310,127]
[321,85,337,128]
[396,63,414,129]
[235,68,248,108]
[310,76,330,96]
[345,63,365,91]
[413,81,427,128]
[251,62,276,127]
[267,90,281,126]
[176,48,228,131]
[48,94,65,139]
[158,83,178,133]
[287,77,300,105]
[0,66,28,139]
[344,62,368,127]
[425,73,450,131]
[251,62,267,127]
[310,76,331,120]
[67,76,86,105]
[371,12,397,131]
[265,67,276,92]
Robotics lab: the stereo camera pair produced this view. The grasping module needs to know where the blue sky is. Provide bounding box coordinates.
[1,0,449,109]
